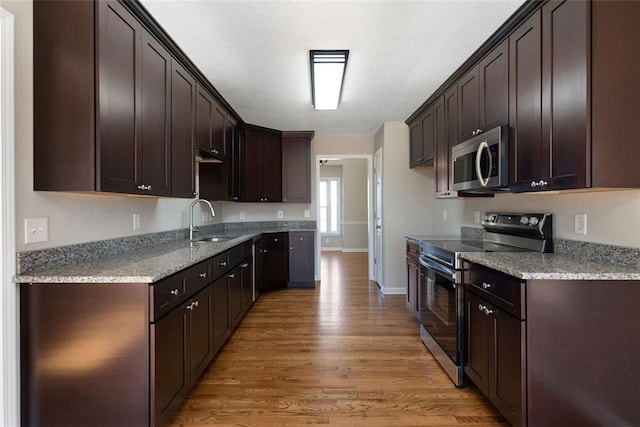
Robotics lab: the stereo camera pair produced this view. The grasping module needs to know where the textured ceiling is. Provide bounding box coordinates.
[140,0,525,135]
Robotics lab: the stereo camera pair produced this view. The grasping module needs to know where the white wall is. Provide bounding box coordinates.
[6,0,222,252]
[375,121,433,294]
[341,159,368,251]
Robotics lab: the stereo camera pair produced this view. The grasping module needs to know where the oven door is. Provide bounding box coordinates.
[418,256,460,365]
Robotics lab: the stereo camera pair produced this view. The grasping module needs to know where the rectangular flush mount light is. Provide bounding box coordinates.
[310,50,349,110]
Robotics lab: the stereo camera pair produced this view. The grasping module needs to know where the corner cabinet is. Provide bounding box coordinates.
[241,127,283,202]
[509,0,640,192]
[409,107,435,168]
[34,0,197,198]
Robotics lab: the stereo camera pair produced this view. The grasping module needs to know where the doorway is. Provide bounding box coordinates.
[315,154,374,282]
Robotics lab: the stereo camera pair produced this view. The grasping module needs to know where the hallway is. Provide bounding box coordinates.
[169,252,506,426]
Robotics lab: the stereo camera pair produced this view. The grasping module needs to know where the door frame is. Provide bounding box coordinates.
[0,7,18,426]
[315,154,374,281]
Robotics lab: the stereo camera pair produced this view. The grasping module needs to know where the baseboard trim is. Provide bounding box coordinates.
[321,247,343,251]
[379,286,406,295]
[341,248,368,253]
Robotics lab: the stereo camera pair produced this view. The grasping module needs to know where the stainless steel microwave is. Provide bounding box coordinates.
[451,126,508,192]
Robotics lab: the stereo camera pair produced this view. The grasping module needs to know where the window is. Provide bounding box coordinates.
[319,177,341,235]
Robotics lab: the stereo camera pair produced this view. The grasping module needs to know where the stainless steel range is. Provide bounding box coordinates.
[417,212,552,386]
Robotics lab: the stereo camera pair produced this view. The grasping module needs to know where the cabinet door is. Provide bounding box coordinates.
[212,276,229,353]
[240,259,253,312]
[140,30,171,196]
[288,232,315,287]
[241,129,263,202]
[151,305,188,427]
[261,132,283,202]
[421,106,435,164]
[97,0,142,194]
[492,308,526,427]
[195,84,214,155]
[226,117,240,201]
[189,285,214,383]
[406,258,418,315]
[439,86,459,198]
[171,62,196,198]
[434,96,449,197]
[458,67,480,142]
[509,10,543,191]
[228,267,244,328]
[542,0,589,190]
[409,120,423,167]
[282,133,312,203]
[260,248,288,291]
[465,291,491,396]
[211,102,227,159]
[479,40,509,131]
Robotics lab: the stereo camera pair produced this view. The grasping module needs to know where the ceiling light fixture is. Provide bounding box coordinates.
[310,50,349,110]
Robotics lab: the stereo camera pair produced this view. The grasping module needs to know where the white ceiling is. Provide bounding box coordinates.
[140,0,525,135]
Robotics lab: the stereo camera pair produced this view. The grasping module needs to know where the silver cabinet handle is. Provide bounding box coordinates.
[220,261,227,266]
[193,300,199,308]
[241,263,249,268]
[186,300,199,310]
[482,282,492,289]
[531,179,549,188]
[228,273,235,279]
[475,141,491,188]
[478,304,494,316]
[198,272,207,279]
[170,289,180,296]
[137,184,152,190]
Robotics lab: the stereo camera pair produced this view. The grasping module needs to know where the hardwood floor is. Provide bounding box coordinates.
[169,251,507,426]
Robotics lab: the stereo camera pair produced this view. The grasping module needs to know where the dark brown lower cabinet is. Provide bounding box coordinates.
[240,259,254,313]
[406,240,420,316]
[212,275,230,353]
[228,266,244,327]
[288,231,315,288]
[256,233,289,292]
[465,290,524,427]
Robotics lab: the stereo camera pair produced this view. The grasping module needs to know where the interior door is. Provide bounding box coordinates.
[374,148,383,286]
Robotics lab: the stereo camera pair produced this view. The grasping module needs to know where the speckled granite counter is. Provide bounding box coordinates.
[15,222,316,284]
[461,252,640,281]
[14,234,259,284]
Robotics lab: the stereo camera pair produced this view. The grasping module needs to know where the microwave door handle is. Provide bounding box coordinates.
[475,141,491,187]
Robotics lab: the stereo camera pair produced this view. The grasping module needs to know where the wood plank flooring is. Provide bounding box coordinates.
[169,251,507,426]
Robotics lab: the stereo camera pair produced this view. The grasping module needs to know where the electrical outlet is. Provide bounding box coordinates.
[239,211,245,220]
[133,213,140,230]
[277,210,284,219]
[474,211,481,224]
[574,213,587,235]
[442,209,448,221]
[24,217,49,244]
[304,209,310,218]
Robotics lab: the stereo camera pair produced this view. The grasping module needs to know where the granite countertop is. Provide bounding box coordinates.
[461,252,640,281]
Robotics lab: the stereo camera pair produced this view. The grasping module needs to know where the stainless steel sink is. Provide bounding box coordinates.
[192,236,238,243]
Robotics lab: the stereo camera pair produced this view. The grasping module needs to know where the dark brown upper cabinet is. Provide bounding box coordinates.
[195,84,215,157]
[436,86,459,198]
[212,103,227,160]
[282,131,314,203]
[409,107,435,168]
[433,96,449,198]
[241,127,283,202]
[170,61,197,198]
[458,40,509,143]
[510,0,639,193]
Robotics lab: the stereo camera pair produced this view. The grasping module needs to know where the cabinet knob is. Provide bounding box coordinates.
[199,272,207,279]
[290,247,293,250]
[241,263,249,268]
[261,249,267,253]
[478,303,494,315]
[228,273,235,279]
[283,198,287,202]
[274,238,278,242]
[482,282,492,289]
[220,261,227,266]
[170,289,180,296]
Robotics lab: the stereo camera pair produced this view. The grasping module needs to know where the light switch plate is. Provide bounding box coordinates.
[304,209,310,218]
[24,217,49,244]
[239,211,246,220]
[277,210,284,219]
[474,211,481,224]
[133,213,141,230]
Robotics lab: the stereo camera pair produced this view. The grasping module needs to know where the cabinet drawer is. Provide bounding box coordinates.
[406,240,419,261]
[262,232,287,248]
[150,273,187,321]
[289,231,313,248]
[184,259,212,295]
[465,262,525,319]
[227,245,244,270]
[212,252,231,280]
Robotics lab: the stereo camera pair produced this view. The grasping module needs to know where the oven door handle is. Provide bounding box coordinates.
[419,256,456,281]
[475,141,491,188]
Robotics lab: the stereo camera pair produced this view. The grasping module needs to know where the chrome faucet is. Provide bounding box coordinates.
[189,198,216,241]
